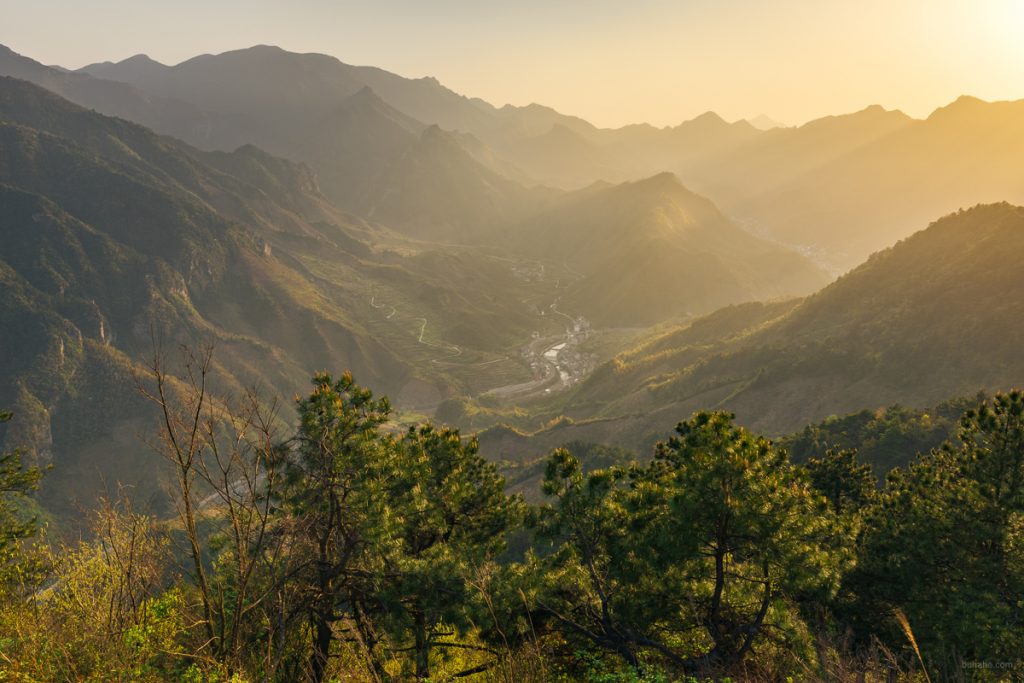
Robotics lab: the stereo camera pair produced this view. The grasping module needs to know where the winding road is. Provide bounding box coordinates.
[369,291,504,366]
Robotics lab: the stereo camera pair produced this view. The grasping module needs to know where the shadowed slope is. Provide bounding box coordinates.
[481,203,1024,460]
[512,173,827,325]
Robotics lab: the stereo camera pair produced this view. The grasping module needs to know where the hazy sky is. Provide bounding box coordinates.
[3,0,1023,128]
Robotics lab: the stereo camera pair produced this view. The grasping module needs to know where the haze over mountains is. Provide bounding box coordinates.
[7,0,1024,672]
[479,203,1024,463]
[0,71,819,513]
[510,173,825,325]
[0,75,551,513]
[3,40,1024,522]
[6,43,1024,268]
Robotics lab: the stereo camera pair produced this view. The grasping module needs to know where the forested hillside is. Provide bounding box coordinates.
[477,203,1024,462]
[3,371,1022,681]
[1,21,1023,681]
[7,43,1024,269]
[0,77,555,516]
[511,172,826,325]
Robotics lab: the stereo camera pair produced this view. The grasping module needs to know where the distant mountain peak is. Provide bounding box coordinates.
[952,94,986,106]
[242,44,286,54]
[798,104,912,133]
[853,103,909,119]
[82,54,149,69]
[121,53,162,65]
[320,85,424,138]
[610,172,699,203]
[927,94,990,121]
[748,114,786,130]
[512,171,826,327]
[635,170,683,188]
[349,84,383,102]
[180,44,316,67]
[690,111,727,125]
[674,111,756,134]
[78,51,169,81]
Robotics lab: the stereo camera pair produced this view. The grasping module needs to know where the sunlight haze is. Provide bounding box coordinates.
[6,0,1024,678]
[3,0,1023,127]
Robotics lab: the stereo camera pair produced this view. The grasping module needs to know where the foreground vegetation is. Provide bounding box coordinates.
[1,359,1022,681]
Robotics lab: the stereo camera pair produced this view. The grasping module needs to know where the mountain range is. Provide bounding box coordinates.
[3,41,1024,523]
[0,72,832,518]
[6,43,1024,270]
[0,76,558,516]
[509,172,825,325]
[478,202,1024,464]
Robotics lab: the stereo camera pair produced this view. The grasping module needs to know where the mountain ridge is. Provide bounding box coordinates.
[478,203,1024,460]
[0,77,556,518]
[509,171,828,325]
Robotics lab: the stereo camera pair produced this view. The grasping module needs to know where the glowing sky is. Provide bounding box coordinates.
[3,0,1023,128]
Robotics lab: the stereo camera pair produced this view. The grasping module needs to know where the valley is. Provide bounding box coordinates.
[3,42,1024,509]
[2,8,1024,680]
[483,302,594,401]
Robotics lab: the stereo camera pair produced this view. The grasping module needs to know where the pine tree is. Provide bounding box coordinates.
[0,409,45,593]
[383,424,519,680]
[283,372,396,683]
